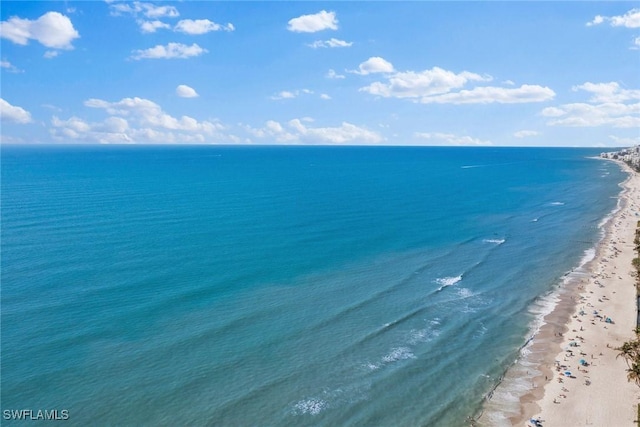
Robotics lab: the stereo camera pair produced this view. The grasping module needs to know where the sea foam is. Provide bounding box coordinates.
[435,275,462,291]
[293,398,327,415]
[483,238,505,245]
[382,347,415,363]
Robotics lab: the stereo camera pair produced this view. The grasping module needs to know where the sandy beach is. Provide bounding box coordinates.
[516,160,640,426]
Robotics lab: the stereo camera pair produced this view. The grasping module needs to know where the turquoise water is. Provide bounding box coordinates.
[1,146,625,426]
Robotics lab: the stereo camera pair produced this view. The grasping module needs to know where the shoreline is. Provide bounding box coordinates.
[477,159,640,426]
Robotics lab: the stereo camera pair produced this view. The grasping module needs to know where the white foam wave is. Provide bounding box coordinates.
[459,303,480,314]
[579,247,596,267]
[408,327,439,345]
[549,201,565,206]
[457,287,474,298]
[474,324,488,338]
[382,347,415,363]
[531,217,539,222]
[435,275,462,291]
[483,238,505,245]
[293,398,327,415]
[526,291,560,335]
[598,207,618,228]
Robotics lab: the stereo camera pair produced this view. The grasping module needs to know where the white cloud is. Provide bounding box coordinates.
[540,106,565,117]
[109,2,179,19]
[0,11,79,49]
[0,98,33,124]
[140,4,179,19]
[351,57,395,75]
[1,60,22,73]
[308,38,352,48]
[271,91,296,100]
[587,8,640,28]
[543,81,640,129]
[84,97,223,133]
[320,94,331,100]
[357,61,553,105]
[287,10,338,33]
[0,134,24,144]
[50,97,234,144]
[418,84,555,104]
[270,89,313,100]
[609,135,640,146]
[44,50,60,59]
[361,67,489,98]
[174,19,234,35]
[130,43,207,60]
[248,119,383,144]
[51,115,132,143]
[414,132,493,146]
[326,69,345,79]
[290,119,383,144]
[632,36,640,50]
[52,115,91,132]
[176,85,199,98]
[138,20,170,33]
[573,82,640,103]
[136,18,234,35]
[514,130,539,138]
[542,102,640,128]
[246,120,297,142]
[587,15,605,26]
[41,103,62,112]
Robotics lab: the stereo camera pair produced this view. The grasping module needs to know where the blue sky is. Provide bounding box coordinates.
[1,1,639,146]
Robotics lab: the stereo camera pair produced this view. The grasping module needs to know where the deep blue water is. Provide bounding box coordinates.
[1,145,625,426]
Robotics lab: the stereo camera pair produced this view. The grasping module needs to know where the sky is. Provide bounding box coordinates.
[0,1,639,147]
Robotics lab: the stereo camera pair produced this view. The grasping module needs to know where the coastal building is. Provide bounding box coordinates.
[601,146,640,171]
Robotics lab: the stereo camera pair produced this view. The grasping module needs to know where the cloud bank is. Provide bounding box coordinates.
[357,58,554,104]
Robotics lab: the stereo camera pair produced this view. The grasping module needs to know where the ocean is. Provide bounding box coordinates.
[0,145,625,426]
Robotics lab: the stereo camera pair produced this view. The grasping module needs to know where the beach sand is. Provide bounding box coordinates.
[479,160,640,426]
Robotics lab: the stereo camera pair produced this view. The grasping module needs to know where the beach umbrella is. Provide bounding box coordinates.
[564,371,572,376]
[579,359,586,365]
